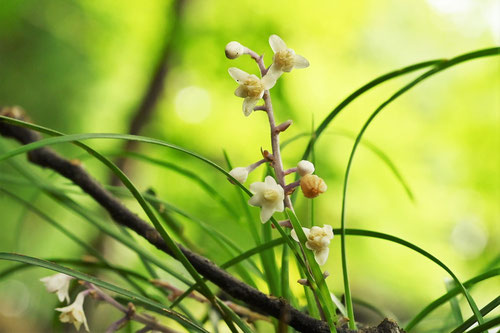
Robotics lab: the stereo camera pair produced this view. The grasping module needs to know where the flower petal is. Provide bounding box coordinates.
[248,193,262,206]
[56,289,70,303]
[324,224,334,238]
[291,227,310,243]
[260,205,274,223]
[293,54,310,69]
[264,176,277,186]
[229,167,248,183]
[242,97,258,116]
[262,65,282,89]
[303,227,311,239]
[234,85,247,98]
[314,248,330,265]
[40,273,72,303]
[269,34,287,53]
[249,181,266,193]
[76,309,89,332]
[228,67,249,83]
[275,199,284,213]
[56,291,89,331]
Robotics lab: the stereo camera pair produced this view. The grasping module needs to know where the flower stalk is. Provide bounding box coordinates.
[84,282,180,333]
[152,279,270,323]
[225,35,336,327]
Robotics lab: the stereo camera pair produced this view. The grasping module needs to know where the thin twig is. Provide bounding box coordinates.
[152,279,270,323]
[85,283,180,333]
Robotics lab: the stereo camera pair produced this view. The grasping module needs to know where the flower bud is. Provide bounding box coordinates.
[225,41,245,59]
[300,174,327,198]
[297,160,315,176]
[275,120,293,133]
[229,167,248,184]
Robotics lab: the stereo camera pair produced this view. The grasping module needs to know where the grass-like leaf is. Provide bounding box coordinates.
[288,130,415,204]
[0,258,148,282]
[170,238,286,309]
[404,268,500,331]
[217,300,254,333]
[337,47,499,328]
[450,296,499,333]
[445,279,463,327]
[287,209,337,331]
[110,186,263,285]
[0,120,246,331]
[0,252,209,333]
[1,157,193,286]
[0,154,195,293]
[463,316,500,333]
[301,59,444,161]
[109,151,239,217]
[0,187,104,261]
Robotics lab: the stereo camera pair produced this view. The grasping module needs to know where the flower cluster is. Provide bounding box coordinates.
[225,35,333,267]
[226,35,309,117]
[41,273,89,331]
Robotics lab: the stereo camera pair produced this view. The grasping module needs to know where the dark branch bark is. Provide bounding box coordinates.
[0,108,330,333]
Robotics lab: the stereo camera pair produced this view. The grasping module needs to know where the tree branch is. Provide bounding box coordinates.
[0,107,330,333]
[111,0,187,185]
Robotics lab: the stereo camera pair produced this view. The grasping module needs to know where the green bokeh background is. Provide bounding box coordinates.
[0,0,498,332]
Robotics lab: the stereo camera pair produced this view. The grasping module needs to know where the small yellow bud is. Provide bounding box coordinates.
[300,174,327,198]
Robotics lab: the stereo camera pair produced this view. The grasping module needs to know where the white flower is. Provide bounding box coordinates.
[265,34,310,85]
[225,41,245,59]
[40,273,73,303]
[228,67,274,116]
[291,225,334,265]
[56,291,89,332]
[248,176,285,222]
[297,160,315,176]
[229,167,249,184]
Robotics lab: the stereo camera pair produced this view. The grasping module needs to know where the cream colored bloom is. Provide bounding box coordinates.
[40,273,73,303]
[291,225,334,265]
[297,160,315,176]
[229,167,248,184]
[248,176,285,222]
[228,67,274,116]
[266,34,310,85]
[56,291,89,331]
[225,41,245,59]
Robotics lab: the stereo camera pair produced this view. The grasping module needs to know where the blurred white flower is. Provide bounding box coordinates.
[229,167,249,184]
[225,41,245,59]
[297,160,315,176]
[291,225,333,265]
[40,273,73,303]
[55,291,89,332]
[228,67,274,116]
[266,34,310,85]
[248,176,284,222]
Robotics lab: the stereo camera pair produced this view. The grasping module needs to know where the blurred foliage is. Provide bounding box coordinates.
[0,0,498,332]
